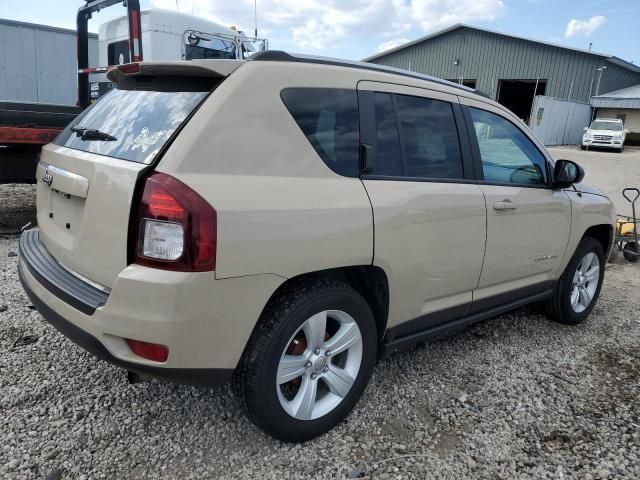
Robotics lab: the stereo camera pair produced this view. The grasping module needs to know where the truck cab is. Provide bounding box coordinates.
[89,8,268,101]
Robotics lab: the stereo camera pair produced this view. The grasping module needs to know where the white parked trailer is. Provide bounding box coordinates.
[0,19,98,105]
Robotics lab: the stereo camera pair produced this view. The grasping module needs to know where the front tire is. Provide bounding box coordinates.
[238,278,377,442]
[546,237,605,325]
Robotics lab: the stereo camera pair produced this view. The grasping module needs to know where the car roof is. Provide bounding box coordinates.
[249,50,482,96]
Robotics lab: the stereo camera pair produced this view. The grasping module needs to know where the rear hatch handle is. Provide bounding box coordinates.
[37,162,89,199]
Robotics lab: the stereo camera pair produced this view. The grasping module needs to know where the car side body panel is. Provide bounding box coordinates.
[156,62,374,280]
[364,180,487,330]
[558,190,616,271]
[474,185,571,297]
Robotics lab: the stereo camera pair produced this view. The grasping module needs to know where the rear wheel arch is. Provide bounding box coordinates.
[252,266,389,345]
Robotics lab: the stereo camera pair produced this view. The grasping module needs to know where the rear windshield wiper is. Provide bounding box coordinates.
[71,126,117,141]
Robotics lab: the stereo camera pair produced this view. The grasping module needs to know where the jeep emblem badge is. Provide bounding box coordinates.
[42,171,53,186]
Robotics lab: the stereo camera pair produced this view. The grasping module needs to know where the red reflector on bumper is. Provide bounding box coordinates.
[126,339,169,362]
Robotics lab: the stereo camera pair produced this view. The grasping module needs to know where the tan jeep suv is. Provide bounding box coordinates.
[19,52,615,442]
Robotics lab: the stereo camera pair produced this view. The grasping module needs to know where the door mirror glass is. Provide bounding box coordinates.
[552,159,584,189]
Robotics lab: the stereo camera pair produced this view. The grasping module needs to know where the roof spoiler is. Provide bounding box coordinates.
[106,60,245,84]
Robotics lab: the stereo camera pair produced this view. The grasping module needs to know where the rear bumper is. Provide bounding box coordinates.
[19,262,233,387]
[18,229,284,387]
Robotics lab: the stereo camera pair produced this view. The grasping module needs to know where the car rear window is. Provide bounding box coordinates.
[280,88,360,177]
[55,76,216,164]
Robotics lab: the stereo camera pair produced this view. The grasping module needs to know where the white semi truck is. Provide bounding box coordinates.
[85,4,268,103]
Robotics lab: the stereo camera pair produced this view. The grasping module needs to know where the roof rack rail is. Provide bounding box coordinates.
[249,50,477,94]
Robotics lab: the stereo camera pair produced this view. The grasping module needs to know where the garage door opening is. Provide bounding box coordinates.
[497,79,547,123]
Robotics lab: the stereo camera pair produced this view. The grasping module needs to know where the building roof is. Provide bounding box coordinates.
[0,18,98,38]
[363,23,640,74]
[591,84,640,109]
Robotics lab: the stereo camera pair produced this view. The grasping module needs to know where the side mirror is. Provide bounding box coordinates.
[552,159,585,189]
[583,127,588,132]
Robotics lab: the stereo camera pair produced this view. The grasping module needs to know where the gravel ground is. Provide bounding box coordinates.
[2,182,640,480]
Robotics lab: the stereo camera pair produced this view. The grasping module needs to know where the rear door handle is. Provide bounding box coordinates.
[493,201,517,211]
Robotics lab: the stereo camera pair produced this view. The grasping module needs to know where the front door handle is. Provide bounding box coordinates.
[493,201,517,211]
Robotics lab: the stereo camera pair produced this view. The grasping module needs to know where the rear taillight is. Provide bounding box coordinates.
[118,63,140,75]
[134,172,216,271]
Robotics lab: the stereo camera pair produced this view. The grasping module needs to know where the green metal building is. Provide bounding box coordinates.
[364,24,640,123]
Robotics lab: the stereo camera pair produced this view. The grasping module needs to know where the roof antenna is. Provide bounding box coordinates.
[588,42,592,51]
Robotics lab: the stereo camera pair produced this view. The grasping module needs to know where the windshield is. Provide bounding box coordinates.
[55,77,214,163]
[590,121,622,131]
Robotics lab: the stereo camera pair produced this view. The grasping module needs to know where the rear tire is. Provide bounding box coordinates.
[623,241,640,263]
[546,237,605,325]
[238,278,377,442]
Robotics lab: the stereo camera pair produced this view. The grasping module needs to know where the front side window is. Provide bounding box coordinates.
[281,88,360,177]
[108,40,130,65]
[469,107,547,186]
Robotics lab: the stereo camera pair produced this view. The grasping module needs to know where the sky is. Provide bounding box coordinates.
[1,0,639,64]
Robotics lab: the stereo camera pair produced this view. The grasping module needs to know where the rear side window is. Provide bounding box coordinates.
[395,94,463,179]
[55,76,216,164]
[371,92,464,180]
[281,88,360,177]
[373,92,403,176]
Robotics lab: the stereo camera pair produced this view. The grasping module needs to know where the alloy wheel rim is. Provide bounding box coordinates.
[276,310,363,421]
[570,252,600,313]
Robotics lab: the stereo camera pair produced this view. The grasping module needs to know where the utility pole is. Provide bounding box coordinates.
[595,66,607,97]
[254,0,258,38]
[591,66,607,124]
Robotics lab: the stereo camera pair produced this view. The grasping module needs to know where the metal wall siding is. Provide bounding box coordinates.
[0,21,98,105]
[370,27,640,103]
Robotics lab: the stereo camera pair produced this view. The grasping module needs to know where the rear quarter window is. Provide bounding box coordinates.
[280,88,360,177]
